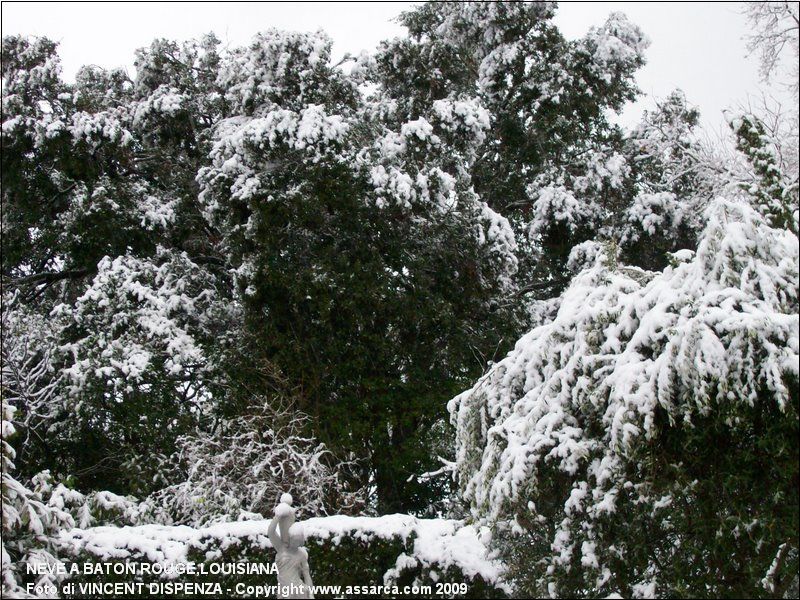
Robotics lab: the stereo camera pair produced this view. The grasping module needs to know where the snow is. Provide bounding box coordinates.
[215,29,336,114]
[476,202,519,289]
[59,515,507,588]
[400,117,437,143]
[132,85,186,128]
[528,181,607,240]
[54,249,226,400]
[431,98,491,148]
[198,104,350,219]
[449,196,798,590]
[581,13,649,85]
[624,192,680,237]
[68,110,133,149]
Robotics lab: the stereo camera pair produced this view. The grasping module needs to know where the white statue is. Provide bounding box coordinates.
[268,493,314,599]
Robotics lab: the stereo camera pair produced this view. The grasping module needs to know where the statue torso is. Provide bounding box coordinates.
[275,547,310,599]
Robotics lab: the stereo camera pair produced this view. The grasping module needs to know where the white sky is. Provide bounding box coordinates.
[0,1,783,131]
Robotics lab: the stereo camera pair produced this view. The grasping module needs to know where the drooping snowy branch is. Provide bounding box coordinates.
[449,198,799,596]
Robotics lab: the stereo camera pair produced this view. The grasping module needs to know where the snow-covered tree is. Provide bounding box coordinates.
[518,89,717,295]
[370,2,649,297]
[195,25,520,513]
[729,111,799,235]
[47,249,236,494]
[1,397,151,597]
[1,36,169,294]
[1,296,62,475]
[449,192,798,596]
[2,399,76,599]
[1,33,236,497]
[618,91,718,270]
[740,1,799,196]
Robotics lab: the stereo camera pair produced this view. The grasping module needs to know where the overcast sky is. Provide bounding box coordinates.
[1,1,781,131]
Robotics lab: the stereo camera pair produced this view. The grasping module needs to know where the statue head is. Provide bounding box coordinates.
[288,523,305,550]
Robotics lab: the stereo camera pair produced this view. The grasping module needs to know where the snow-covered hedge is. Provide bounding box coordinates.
[54,516,508,598]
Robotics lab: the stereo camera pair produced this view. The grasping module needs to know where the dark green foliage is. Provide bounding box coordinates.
[730,113,798,235]
[370,2,654,298]
[501,381,799,599]
[618,92,708,270]
[236,168,516,512]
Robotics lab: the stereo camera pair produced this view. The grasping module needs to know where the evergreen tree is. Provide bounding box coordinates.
[196,30,519,512]
[371,2,649,296]
[449,126,799,597]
